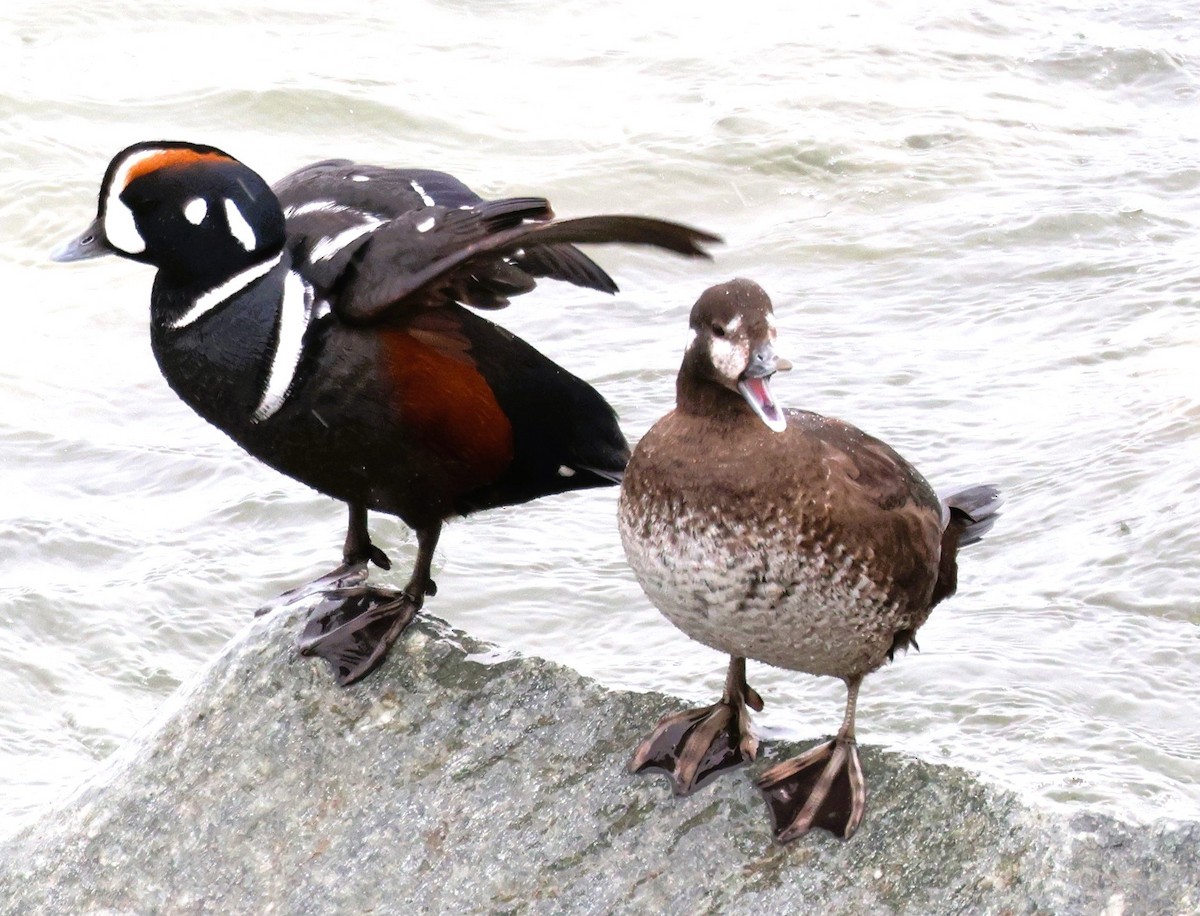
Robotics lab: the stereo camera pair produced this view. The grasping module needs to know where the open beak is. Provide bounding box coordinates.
[737,343,791,433]
[50,216,114,263]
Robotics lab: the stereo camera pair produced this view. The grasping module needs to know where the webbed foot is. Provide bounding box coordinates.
[296,586,421,686]
[630,656,762,795]
[756,735,866,842]
[257,510,442,687]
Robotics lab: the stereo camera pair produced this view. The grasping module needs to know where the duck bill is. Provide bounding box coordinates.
[50,216,115,263]
[737,374,787,432]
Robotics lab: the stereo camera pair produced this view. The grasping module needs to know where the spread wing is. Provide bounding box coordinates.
[330,205,721,325]
[271,160,626,307]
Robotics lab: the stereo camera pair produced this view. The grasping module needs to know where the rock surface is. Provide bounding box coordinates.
[0,602,1196,915]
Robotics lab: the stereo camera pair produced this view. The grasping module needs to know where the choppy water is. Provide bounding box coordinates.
[1,0,1197,838]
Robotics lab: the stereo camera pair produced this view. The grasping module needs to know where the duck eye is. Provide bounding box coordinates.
[711,323,726,338]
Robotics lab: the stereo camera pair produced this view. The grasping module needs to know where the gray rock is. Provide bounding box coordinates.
[0,604,1195,915]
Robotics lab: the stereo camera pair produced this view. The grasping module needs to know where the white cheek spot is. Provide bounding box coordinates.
[409,179,436,207]
[557,465,576,477]
[224,198,257,251]
[416,216,436,233]
[683,327,698,355]
[709,336,749,380]
[351,175,370,182]
[183,197,207,225]
[725,315,742,334]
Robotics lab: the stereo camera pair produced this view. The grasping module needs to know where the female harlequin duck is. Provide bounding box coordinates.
[54,140,719,687]
[617,278,1001,842]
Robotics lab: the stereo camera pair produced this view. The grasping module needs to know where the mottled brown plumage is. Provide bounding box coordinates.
[619,278,1001,842]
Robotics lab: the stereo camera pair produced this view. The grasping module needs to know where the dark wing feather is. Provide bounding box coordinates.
[272,163,494,296]
[335,213,721,326]
[273,162,485,215]
[333,198,556,318]
[514,242,619,294]
[788,410,944,606]
[273,161,621,297]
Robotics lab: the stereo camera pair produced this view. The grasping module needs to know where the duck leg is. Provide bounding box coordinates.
[255,504,394,615]
[630,655,764,795]
[297,513,441,687]
[757,675,867,842]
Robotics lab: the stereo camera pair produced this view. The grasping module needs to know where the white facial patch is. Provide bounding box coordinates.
[416,216,436,233]
[409,179,436,207]
[103,202,145,255]
[724,315,743,334]
[708,335,749,380]
[183,197,207,226]
[102,148,166,255]
[224,198,257,251]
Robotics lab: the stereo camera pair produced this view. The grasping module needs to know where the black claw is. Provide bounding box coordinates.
[367,544,392,571]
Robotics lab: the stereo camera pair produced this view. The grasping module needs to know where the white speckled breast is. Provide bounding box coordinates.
[618,408,943,680]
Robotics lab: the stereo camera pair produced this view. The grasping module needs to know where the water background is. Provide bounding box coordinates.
[1,0,1198,839]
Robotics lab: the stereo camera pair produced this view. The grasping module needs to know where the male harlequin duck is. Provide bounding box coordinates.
[617,278,1001,842]
[54,140,719,687]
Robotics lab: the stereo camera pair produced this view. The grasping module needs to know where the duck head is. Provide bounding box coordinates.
[676,277,792,432]
[51,140,285,286]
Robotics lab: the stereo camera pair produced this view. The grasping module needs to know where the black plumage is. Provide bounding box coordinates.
[54,140,720,685]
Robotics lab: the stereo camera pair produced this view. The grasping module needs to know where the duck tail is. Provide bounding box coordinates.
[941,484,1003,547]
[927,484,1003,610]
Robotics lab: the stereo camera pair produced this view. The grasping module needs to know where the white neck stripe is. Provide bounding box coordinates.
[168,252,283,330]
[253,270,311,421]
